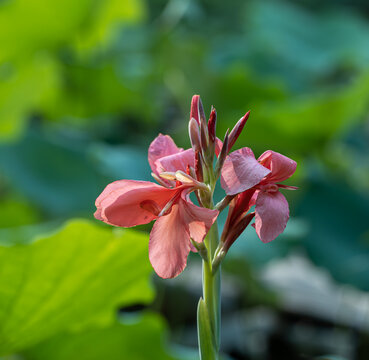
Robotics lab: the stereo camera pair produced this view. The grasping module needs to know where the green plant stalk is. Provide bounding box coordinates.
[206,222,221,345]
[198,222,221,359]
[197,162,221,359]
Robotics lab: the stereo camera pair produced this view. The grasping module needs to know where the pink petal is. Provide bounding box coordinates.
[254,190,289,243]
[179,196,218,243]
[258,150,297,183]
[155,148,195,174]
[149,203,191,279]
[95,180,176,227]
[148,134,181,176]
[221,147,271,195]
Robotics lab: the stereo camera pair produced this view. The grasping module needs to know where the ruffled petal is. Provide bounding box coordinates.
[148,134,181,176]
[258,150,297,183]
[149,204,191,278]
[95,180,176,227]
[221,147,271,195]
[179,196,218,243]
[254,190,289,243]
[155,148,195,174]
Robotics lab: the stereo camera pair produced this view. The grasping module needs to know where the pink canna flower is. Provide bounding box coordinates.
[95,134,218,279]
[221,149,297,243]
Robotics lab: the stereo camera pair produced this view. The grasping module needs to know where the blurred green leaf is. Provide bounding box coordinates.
[0,219,154,354]
[0,197,41,228]
[0,130,107,216]
[0,56,59,142]
[90,143,151,181]
[22,313,177,360]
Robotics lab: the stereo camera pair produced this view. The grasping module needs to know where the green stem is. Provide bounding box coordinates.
[198,221,221,359]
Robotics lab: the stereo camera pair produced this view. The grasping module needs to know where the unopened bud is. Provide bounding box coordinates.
[228,111,250,152]
[207,107,217,144]
[190,95,200,124]
[190,95,207,127]
[189,117,201,151]
[215,129,229,177]
[200,120,208,152]
[222,212,255,252]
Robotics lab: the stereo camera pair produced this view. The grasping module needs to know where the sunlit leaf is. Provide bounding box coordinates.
[22,313,177,360]
[0,219,154,354]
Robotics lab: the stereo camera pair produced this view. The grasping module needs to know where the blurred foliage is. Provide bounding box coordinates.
[0,0,369,358]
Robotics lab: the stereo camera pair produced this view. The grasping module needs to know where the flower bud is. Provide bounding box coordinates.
[222,211,255,252]
[190,95,207,128]
[207,107,217,144]
[189,117,201,151]
[228,111,250,152]
[215,129,229,177]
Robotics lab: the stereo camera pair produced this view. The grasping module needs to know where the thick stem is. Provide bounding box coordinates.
[199,221,221,359]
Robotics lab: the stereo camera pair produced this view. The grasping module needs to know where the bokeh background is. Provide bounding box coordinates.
[0,0,369,359]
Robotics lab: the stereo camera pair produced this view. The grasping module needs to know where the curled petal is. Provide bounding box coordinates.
[148,194,218,278]
[155,148,195,174]
[180,197,218,243]
[95,180,176,227]
[258,150,297,183]
[148,134,181,176]
[221,147,271,195]
[149,203,191,279]
[254,190,289,243]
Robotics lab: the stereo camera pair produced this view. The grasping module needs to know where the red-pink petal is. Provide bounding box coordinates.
[258,150,297,183]
[180,197,218,243]
[148,195,218,278]
[95,180,176,227]
[149,203,191,279]
[148,134,181,176]
[155,148,195,174]
[254,190,289,243]
[221,147,271,195]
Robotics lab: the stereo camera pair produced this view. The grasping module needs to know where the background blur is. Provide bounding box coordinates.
[0,0,369,359]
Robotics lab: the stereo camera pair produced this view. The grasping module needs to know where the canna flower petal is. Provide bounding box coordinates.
[254,190,289,243]
[149,203,192,279]
[94,180,177,227]
[148,134,182,176]
[148,196,217,279]
[258,150,297,183]
[155,148,195,174]
[221,147,271,195]
[180,195,218,243]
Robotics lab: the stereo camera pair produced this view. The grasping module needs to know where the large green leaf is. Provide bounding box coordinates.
[0,219,154,355]
[22,313,177,360]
